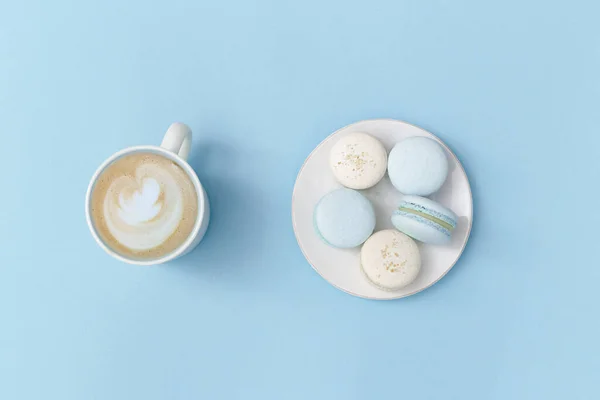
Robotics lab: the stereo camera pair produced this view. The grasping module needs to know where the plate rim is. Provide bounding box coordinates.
[292,118,474,300]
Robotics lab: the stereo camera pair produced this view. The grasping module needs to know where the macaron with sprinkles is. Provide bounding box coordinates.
[361,229,421,291]
[330,132,388,190]
[391,195,457,245]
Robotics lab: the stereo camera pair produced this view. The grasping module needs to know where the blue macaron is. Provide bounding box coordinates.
[314,188,375,248]
[387,136,448,196]
[391,195,457,245]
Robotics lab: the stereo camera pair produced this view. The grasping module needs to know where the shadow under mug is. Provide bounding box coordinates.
[85,122,210,265]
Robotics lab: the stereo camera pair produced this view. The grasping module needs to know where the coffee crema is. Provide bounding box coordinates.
[90,152,198,260]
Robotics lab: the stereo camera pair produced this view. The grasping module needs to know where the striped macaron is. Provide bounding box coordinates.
[391,195,457,245]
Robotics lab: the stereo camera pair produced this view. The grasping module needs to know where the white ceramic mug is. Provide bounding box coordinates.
[85,123,210,265]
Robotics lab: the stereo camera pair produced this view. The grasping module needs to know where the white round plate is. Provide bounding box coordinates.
[292,119,473,300]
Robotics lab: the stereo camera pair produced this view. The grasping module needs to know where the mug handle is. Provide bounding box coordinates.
[161,122,192,160]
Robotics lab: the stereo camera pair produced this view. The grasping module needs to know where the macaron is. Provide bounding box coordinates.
[391,195,457,245]
[314,188,375,248]
[330,132,387,189]
[387,136,448,196]
[361,229,421,291]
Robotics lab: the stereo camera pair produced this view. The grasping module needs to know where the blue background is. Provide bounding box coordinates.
[1,1,599,399]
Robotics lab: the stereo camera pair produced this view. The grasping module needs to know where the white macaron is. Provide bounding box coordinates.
[360,229,421,291]
[330,132,387,189]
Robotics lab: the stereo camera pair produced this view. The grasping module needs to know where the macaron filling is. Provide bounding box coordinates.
[397,201,456,230]
[397,207,454,231]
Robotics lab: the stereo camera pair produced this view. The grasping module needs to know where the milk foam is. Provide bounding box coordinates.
[103,163,186,251]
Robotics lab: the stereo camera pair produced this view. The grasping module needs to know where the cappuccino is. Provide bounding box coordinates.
[90,152,198,260]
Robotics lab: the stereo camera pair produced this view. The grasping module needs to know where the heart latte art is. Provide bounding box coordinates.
[90,152,198,260]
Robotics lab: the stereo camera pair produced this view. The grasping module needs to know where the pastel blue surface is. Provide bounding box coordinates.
[388,136,449,195]
[314,188,375,248]
[1,1,599,399]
